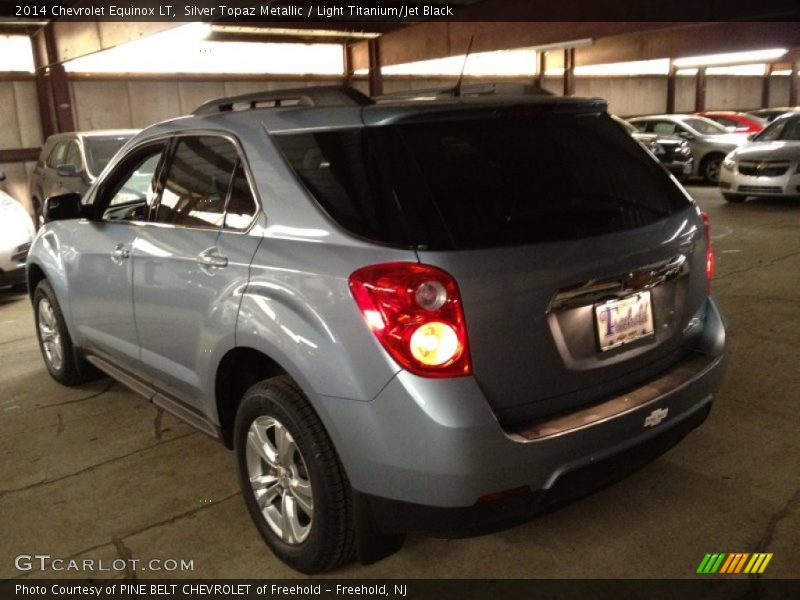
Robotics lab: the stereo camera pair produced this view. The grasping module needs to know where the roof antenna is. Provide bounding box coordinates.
[453,35,475,97]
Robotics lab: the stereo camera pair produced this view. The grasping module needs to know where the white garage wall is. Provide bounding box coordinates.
[69,78,343,130]
[0,79,42,212]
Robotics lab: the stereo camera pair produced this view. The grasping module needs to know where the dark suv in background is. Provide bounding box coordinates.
[29,130,136,227]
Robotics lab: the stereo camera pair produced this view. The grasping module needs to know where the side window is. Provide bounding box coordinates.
[156,136,238,229]
[99,145,167,221]
[46,142,67,168]
[224,163,257,231]
[64,141,83,169]
[630,121,647,133]
[652,121,678,135]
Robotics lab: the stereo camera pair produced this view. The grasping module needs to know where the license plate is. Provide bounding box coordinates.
[595,292,655,352]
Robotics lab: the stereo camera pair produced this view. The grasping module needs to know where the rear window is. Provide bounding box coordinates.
[84,135,132,177]
[274,111,691,250]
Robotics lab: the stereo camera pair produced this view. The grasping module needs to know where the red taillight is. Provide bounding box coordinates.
[700,211,714,293]
[349,262,472,378]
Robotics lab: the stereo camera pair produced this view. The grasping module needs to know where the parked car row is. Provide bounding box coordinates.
[617,107,800,190]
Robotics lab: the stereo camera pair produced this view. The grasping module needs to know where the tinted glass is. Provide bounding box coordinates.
[157,136,237,229]
[46,142,68,168]
[756,116,800,141]
[101,147,165,221]
[64,142,82,169]
[224,164,257,231]
[85,136,132,176]
[683,117,726,135]
[651,121,678,135]
[274,129,408,244]
[275,112,690,250]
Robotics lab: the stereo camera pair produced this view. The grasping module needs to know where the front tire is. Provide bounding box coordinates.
[234,376,355,573]
[33,280,100,385]
[723,193,746,203]
[701,154,724,184]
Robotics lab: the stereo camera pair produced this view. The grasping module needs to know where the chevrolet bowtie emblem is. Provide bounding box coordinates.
[644,407,669,428]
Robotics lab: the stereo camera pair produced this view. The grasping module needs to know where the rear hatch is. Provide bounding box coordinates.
[273,99,710,426]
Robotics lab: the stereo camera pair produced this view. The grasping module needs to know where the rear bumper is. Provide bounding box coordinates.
[357,398,711,537]
[314,298,727,532]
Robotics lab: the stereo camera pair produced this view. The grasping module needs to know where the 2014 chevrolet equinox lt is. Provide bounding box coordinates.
[27,86,727,573]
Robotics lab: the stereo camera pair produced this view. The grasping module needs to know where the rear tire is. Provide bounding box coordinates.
[701,154,724,184]
[723,193,746,203]
[234,375,355,573]
[33,280,101,385]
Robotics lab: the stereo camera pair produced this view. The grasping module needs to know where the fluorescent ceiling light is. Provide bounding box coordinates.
[64,23,343,75]
[673,48,788,67]
[212,25,380,39]
[575,58,669,76]
[531,38,594,52]
[707,64,767,76]
[381,48,538,77]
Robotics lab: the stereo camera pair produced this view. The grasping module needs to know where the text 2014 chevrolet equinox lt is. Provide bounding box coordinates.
[27,87,727,573]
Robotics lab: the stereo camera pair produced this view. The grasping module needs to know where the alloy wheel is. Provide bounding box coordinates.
[246,416,314,545]
[38,298,63,371]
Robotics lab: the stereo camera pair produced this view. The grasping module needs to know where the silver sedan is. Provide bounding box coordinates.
[719,113,800,202]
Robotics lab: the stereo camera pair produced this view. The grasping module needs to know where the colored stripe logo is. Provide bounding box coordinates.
[696,553,773,574]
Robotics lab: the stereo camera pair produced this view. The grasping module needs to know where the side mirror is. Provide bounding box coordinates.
[0,171,6,182]
[44,192,83,223]
[56,164,80,178]
[678,131,695,141]
[747,133,757,141]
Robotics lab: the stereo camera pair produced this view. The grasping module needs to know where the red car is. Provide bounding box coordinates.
[696,111,765,134]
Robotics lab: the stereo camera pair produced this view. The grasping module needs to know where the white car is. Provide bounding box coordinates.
[0,172,35,290]
[719,113,800,203]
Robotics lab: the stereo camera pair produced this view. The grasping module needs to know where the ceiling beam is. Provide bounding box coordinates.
[47,21,178,65]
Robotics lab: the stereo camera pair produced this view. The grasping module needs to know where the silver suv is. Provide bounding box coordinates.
[27,86,727,573]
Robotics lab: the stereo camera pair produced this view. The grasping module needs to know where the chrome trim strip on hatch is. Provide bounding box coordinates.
[547,254,688,313]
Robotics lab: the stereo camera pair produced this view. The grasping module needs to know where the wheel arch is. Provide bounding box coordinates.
[215,346,293,448]
[26,262,47,301]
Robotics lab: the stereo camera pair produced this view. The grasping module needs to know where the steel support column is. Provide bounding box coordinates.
[666,59,677,113]
[695,66,707,112]
[761,64,773,108]
[29,27,55,140]
[343,43,353,86]
[43,24,75,133]
[368,39,383,97]
[535,50,547,88]
[563,47,575,96]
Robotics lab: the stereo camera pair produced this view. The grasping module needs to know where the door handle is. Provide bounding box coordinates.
[110,244,130,263]
[196,248,228,270]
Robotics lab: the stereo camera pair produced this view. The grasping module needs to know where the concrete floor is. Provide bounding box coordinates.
[1,185,798,580]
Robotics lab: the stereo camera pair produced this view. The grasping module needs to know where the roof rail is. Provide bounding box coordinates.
[193,85,374,115]
[375,82,555,103]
